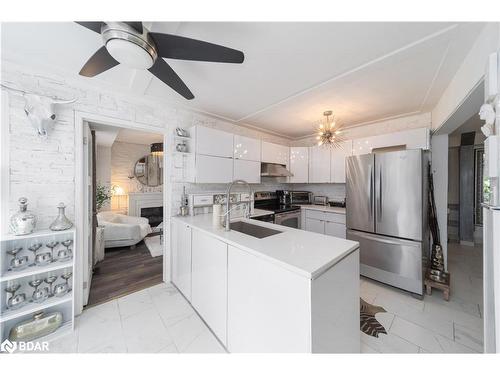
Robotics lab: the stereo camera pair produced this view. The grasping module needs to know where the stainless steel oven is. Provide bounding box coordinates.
[274,209,301,229]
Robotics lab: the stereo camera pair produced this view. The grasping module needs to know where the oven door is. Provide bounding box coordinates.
[274,210,301,229]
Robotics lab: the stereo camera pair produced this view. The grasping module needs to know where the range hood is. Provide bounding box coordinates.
[260,162,294,177]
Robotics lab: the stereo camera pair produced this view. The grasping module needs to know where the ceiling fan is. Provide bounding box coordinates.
[75,22,245,100]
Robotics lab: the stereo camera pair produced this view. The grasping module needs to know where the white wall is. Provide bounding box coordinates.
[431,134,449,270]
[432,23,500,131]
[95,145,111,211]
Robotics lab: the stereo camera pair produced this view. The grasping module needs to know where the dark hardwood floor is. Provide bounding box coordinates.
[86,237,163,308]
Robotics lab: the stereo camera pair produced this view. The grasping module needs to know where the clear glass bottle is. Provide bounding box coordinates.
[49,202,73,231]
[10,197,37,235]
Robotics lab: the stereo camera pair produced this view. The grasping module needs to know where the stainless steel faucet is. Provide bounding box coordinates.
[224,180,253,231]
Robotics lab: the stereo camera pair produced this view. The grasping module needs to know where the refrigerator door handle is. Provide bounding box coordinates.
[378,166,382,220]
[369,165,373,220]
[348,229,419,246]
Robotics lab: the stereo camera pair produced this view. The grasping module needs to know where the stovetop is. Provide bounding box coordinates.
[254,203,301,214]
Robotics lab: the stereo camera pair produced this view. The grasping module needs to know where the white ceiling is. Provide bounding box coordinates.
[1,22,485,138]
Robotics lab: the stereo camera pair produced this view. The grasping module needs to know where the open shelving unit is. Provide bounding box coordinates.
[172,129,195,182]
[0,228,75,343]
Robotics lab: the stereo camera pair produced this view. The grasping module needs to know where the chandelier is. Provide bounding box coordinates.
[316,110,345,148]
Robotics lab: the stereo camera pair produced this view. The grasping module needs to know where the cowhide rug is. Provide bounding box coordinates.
[360,298,387,337]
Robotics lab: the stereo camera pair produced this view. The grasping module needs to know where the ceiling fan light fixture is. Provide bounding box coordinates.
[106,38,155,69]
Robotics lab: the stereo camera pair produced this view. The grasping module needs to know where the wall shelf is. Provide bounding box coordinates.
[0,229,75,344]
[0,293,72,323]
[0,259,73,282]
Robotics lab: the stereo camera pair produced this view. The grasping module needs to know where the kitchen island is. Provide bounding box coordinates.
[170,214,360,353]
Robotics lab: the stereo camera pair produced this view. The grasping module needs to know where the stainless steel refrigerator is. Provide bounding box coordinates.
[346,149,429,295]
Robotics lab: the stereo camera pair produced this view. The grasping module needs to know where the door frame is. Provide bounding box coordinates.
[74,111,170,315]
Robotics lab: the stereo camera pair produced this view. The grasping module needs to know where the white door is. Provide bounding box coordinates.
[234,159,260,183]
[195,154,233,183]
[309,146,330,183]
[191,229,228,345]
[82,122,93,305]
[325,221,346,238]
[171,220,192,300]
[331,141,352,183]
[289,147,309,183]
[305,218,325,234]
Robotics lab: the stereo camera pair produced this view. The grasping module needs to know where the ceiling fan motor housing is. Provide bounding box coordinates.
[102,22,158,69]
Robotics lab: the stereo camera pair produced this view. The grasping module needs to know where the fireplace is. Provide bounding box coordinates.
[141,206,163,228]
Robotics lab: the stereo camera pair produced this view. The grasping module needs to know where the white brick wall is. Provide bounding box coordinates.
[1,60,291,232]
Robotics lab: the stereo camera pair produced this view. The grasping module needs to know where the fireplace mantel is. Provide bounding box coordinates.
[128,192,163,217]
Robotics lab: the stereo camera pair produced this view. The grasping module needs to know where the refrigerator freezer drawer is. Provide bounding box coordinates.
[347,229,423,295]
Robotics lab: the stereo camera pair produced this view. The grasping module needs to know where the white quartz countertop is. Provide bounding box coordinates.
[299,204,346,215]
[172,214,358,279]
[250,208,274,217]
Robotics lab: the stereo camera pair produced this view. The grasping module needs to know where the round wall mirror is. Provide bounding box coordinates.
[134,155,163,187]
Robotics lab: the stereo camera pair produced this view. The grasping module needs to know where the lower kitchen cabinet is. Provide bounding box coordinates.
[191,229,228,345]
[227,244,311,352]
[325,221,346,239]
[305,217,325,234]
[171,220,192,300]
[304,209,346,238]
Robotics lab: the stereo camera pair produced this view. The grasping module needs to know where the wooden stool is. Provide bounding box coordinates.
[424,271,450,301]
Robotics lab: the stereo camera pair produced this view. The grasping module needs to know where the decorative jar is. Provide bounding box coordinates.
[10,197,37,236]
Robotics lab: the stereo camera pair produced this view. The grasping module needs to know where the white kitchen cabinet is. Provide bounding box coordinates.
[289,147,309,183]
[304,208,346,238]
[309,146,331,183]
[325,221,346,239]
[305,217,325,234]
[331,141,352,183]
[234,135,261,161]
[234,159,260,183]
[227,244,311,352]
[195,154,233,183]
[191,229,228,345]
[195,125,234,158]
[352,128,430,155]
[262,141,289,165]
[171,220,192,300]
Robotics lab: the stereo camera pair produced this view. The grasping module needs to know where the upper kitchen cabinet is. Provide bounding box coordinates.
[234,135,261,161]
[195,125,234,158]
[309,146,331,183]
[331,141,353,183]
[262,141,290,165]
[234,159,261,183]
[352,128,430,155]
[289,147,309,183]
[195,154,233,183]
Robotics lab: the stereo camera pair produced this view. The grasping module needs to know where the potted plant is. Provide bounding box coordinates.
[96,184,111,212]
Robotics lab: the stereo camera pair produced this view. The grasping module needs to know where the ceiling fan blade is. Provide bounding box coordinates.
[123,22,143,34]
[148,58,194,100]
[149,32,244,64]
[79,46,119,77]
[75,21,104,34]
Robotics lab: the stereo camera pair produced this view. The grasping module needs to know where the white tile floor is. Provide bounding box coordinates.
[48,243,483,354]
[48,283,226,353]
[360,242,484,354]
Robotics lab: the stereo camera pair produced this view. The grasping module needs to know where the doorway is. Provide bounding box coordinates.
[74,112,169,314]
